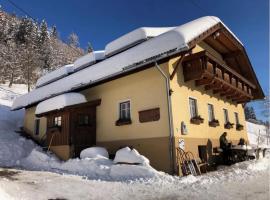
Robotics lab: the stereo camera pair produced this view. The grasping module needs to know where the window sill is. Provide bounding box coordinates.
[115,119,132,126]
[208,119,220,127]
[236,124,244,131]
[224,122,234,129]
[190,115,204,125]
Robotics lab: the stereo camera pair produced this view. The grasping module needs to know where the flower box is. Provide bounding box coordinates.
[236,124,244,131]
[190,115,204,125]
[208,119,220,127]
[224,122,234,129]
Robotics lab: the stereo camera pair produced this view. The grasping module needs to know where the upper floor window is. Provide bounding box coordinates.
[189,98,198,118]
[223,109,229,124]
[234,112,239,125]
[34,119,40,135]
[208,104,215,121]
[119,101,131,120]
[53,116,62,127]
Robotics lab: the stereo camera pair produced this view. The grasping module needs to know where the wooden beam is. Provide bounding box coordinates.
[222,50,242,60]
[195,77,214,86]
[170,53,187,80]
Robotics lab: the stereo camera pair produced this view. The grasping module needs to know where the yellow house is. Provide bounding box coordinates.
[12,16,264,174]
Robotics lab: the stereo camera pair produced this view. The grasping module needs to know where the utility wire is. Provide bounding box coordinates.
[4,0,83,54]
[186,0,220,24]
[4,0,37,21]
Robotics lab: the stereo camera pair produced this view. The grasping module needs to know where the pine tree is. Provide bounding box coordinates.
[51,25,58,39]
[244,106,257,120]
[68,32,79,47]
[87,42,93,53]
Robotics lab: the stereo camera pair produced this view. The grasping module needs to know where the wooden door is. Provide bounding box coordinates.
[71,106,96,157]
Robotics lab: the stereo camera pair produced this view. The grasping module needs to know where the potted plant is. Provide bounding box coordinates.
[224,122,234,129]
[209,119,220,127]
[236,124,244,131]
[190,115,204,125]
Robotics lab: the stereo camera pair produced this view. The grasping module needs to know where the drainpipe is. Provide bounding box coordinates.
[154,61,175,174]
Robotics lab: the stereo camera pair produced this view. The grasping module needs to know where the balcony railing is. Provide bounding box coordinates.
[182,51,255,103]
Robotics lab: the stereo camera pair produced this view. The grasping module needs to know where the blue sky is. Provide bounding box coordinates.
[0,0,269,120]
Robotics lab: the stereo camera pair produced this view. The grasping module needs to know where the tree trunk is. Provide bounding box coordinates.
[8,70,14,87]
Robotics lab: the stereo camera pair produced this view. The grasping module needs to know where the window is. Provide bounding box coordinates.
[78,114,89,126]
[119,101,131,120]
[53,116,62,127]
[223,109,229,124]
[189,98,198,118]
[208,104,215,122]
[234,112,239,125]
[34,119,40,135]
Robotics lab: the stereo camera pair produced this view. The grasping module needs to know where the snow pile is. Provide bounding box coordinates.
[0,84,27,107]
[246,121,269,148]
[105,27,174,56]
[12,16,243,111]
[113,147,149,165]
[74,50,105,71]
[35,92,87,115]
[80,147,109,159]
[36,64,74,88]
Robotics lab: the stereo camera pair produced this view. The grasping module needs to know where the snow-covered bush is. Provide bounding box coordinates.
[80,147,109,159]
[113,147,149,165]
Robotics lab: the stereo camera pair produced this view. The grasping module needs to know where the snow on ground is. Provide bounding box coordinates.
[0,158,269,200]
[1,84,270,200]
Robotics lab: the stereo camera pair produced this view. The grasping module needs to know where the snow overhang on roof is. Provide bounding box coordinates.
[105,27,175,57]
[13,16,259,111]
[36,64,74,88]
[74,50,105,71]
[35,93,87,116]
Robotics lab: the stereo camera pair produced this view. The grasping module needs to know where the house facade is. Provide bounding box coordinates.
[12,16,264,174]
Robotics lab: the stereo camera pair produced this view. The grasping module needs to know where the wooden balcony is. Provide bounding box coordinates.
[182,51,256,104]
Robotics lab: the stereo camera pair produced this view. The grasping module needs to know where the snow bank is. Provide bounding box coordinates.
[105,27,174,57]
[246,121,269,148]
[114,147,149,165]
[74,50,105,71]
[80,147,109,159]
[35,93,87,115]
[36,64,74,88]
[12,16,243,111]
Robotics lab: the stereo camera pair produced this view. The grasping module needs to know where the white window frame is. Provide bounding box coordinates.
[234,112,239,125]
[208,103,215,122]
[189,97,198,118]
[223,108,229,124]
[118,100,131,120]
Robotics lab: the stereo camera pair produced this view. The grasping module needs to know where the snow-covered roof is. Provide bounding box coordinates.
[74,50,105,71]
[36,64,74,88]
[35,93,87,115]
[105,27,175,57]
[12,16,243,110]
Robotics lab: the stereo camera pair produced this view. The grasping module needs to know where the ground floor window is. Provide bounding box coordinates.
[53,116,62,127]
[78,114,89,126]
[234,112,239,124]
[34,119,40,135]
[119,101,131,120]
[189,97,198,118]
[223,109,229,123]
[208,104,215,121]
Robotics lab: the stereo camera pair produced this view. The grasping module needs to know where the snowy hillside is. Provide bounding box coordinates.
[0,84,269,200]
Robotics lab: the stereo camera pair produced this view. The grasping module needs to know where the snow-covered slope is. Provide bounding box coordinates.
[246,121,269,148]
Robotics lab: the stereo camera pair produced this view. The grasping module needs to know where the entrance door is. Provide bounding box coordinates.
[71,106,96,157]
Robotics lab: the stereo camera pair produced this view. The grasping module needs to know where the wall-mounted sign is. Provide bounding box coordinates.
[181,121,188,135]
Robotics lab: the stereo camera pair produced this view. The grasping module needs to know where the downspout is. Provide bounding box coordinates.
[154,61,175,174]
